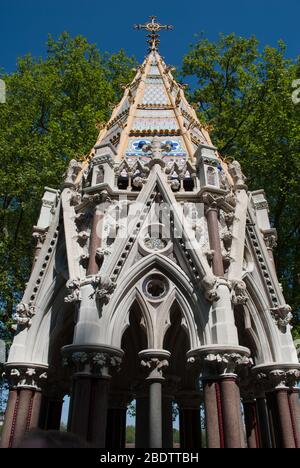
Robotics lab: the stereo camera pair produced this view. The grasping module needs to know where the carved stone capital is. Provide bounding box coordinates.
[83,190,111,209]
[270,305,293,331]
[139,349,170,381]
[201,192,224,213]
[13,303,36,328]
[62,345,123,378]
[5,364,48,390]
[252,364,300,390]
[188,346,252,379]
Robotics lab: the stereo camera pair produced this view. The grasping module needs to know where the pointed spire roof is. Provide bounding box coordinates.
[91,17,215,169]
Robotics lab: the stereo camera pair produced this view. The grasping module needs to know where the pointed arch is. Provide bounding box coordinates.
[243,273,283,362]
[106,254,207,349]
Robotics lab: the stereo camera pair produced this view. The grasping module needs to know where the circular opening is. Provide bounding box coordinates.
[143,274,169,300]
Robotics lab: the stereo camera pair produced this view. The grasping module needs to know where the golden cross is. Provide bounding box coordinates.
[134,16,173,49]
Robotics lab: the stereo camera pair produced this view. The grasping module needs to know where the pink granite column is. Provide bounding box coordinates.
[288,389,300,448]
[243,399,260,448]
[205,200,225,276]
[203,380,223,448]
[87,208,104,276]
[220,376,243,448]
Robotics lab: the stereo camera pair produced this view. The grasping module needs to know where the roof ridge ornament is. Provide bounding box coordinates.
[134,16,173,51]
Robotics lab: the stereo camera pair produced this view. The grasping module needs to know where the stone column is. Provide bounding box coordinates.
[139,349,170,449]
[39,393,64,430]
[188,346,251,449]
[86,192,110,276]
[203,380,223,448]
[288,389,300,448]
[243,397,260,448]
[253,365,300,449]
[106,392,130,449]
[62,344,123,448]
[202,192,225,276]
[177,392,202,449]
[255,392,273,448]
[1,365,48,448]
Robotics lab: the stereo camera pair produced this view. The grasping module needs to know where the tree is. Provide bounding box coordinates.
[181,33,300,337]
[0,33,136,344]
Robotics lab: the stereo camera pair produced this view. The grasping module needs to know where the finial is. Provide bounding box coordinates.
[134,16,173,50]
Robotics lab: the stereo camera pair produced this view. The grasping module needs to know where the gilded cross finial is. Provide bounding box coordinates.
[134,16,173,50]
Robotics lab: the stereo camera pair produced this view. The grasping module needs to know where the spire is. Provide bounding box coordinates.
[134,16,173,51]
[89,18,216,171]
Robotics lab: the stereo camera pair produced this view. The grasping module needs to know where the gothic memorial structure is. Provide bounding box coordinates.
[2,17,300,449]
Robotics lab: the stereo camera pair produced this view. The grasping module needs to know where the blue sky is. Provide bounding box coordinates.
[1,0,299,73]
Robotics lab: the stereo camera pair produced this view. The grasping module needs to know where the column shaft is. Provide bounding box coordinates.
[70,376,92,439]
[256,397,272,448]
[149,381,162,448]
[243,401,259,448]
[87,210,104,276]
[276,389,296,448]
[0,389,18,448]
[220,377,243,448]
[12,389,35,448]
[288,390,300,448]
[206,208,224,276]
[70,375,110,448]
[203,380,222,448]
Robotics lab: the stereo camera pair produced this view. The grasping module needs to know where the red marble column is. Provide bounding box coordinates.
[220,376,243,448]
[87,209,104,276]
[206,205,225,276]
[6,389,42,448]
[288,389,300,448]
[0,389,18,448]
[203,380,222,448]
[243,400,260,448]
[267,389,296,448]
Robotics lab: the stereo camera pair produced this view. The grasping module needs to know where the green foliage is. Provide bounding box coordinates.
[0,32,136,343]
[182,33,300,334]
[126,425,135,444]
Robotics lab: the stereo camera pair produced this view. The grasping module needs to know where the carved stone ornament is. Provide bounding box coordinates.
[5,365,48,390]
[139,350,170,381]
[14,303,36,328]
[254,367,300,390]
[228,160,247,189]
[202,275,231,303]
[83,190,111,208]
[77,231,89,247]
[91,275,116,305]
[230,280,248,305]
[188,350,252,378]
[62,346,123,377]
[65,278,82,304]
[270,305,293,330]
[262,228,278,250]
[63,159,83,186]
